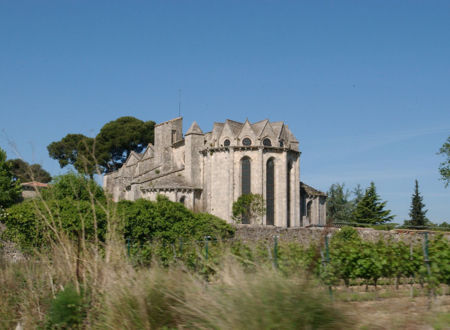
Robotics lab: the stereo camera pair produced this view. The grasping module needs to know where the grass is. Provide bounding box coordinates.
[0,238,351,329]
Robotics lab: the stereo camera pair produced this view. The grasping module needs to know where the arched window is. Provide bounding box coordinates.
[242,138,252,146]
[263,138,272,146]
[306,201,312,219]
[241,157,251,224]
[266,158,275,225]
[286,161,292,227]
[241,157,251,195]
[279,140,284,147]
[179,196,185,205]
[223,139,231,146]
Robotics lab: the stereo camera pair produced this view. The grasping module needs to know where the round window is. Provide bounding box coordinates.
[223,139,231,146]
[263,138,272,146]
[242,138,252,146]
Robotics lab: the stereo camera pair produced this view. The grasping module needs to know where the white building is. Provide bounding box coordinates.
[103,117,326,227]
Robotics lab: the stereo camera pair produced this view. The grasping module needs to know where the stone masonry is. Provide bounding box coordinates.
[103,117,327,227]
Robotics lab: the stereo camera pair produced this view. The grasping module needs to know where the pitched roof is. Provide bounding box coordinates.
[142,175,201,190]
[186,121,203,135]
[300,182,327,197]
[251,119,268,137]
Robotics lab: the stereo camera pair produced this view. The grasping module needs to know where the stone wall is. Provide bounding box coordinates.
[233,224,450,245]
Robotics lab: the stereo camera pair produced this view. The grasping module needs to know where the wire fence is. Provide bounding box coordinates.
[308,221,450,232]
[124,229,450,304]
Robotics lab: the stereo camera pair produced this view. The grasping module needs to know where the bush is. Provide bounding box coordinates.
[1,198,107,252]
[119,195,234,244]
[42,172,104,202]
[46,284,84,329]
[232,193,265,224]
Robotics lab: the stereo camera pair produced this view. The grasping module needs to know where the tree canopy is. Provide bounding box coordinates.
[0,148,22,208]
[47,117,155,175]
[326,183,353,223]
[438,136,450,187]
[42,172,104,202]
[47,134,96,177]
[95,116,155,172]
[7,158,52,183]
[352,182,394,225]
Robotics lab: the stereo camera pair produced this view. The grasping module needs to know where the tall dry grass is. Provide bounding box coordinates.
[1,235,350,329]
[0,162,350,329]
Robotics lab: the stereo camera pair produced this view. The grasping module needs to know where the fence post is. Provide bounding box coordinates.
[410,241,414,298]
[273,235,279,269]
[422,232,433,307]
[325,234,333,300]
[126,238,131,258]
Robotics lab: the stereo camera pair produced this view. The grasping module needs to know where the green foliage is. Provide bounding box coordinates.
[47,134,97,177]
[438,136,450,187]
[47,117,155,175]
[0,148,22,208]
[42,173,104,202]
[1,173,107,251]
[330,227,361,286]
[2,198,107,252]
[404,180,428,227]
[46,284,84,329]
[7,158,52,183]
[119,196,234,244]
[1,200,45,251]
[428,234,450,285]
[95,116,155,173]
[326,183,353,223]
[232,193,266,224]
[352,182,394,224]
[352,184,364,206]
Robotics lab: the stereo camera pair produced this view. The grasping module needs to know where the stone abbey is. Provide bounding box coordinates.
[103,117,326,227]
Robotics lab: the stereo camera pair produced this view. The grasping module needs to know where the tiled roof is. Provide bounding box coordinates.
[21,181,49,188]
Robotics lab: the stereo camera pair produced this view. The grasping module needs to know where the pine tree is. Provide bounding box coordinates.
[352,182,394,224]
[406,180,428,227]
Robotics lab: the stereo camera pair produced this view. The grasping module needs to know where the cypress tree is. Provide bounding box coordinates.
[407,180,428,227]
[352,182,394,224]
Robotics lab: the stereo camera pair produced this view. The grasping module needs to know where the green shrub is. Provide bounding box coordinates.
[42,173,104,202]
[2,198,107,252]
[232,193,265,224]
[119,196,234,244]
[46,284,84,329]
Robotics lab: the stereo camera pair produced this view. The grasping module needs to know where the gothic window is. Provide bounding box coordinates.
[241,157,251,224]
[242,138,252,146]
[241,157,251,195]
[266,158,275,225]
[263,138,272,146]
[287,161,292,227]
[307,201,312,219]
[279,140,284,147]
[223,139,231,146]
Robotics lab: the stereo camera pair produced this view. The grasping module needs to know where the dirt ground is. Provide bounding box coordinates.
[341,295,450,329]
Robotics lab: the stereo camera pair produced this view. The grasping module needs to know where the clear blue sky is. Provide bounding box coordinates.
[1,0,449,223]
